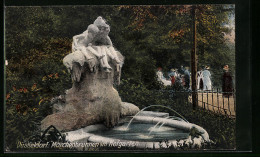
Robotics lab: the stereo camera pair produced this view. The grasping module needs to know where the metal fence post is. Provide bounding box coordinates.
[202,90,204,109]
[217,88,220,113]
[212,88,215,112]
[222,90,226,115]
[206,90,209,110]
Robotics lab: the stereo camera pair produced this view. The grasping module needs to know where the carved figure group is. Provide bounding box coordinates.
[69,16,122,73]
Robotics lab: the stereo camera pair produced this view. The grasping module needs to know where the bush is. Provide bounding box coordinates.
[5,38,72,151]
[5,68,72,150]
[117,78,189,110]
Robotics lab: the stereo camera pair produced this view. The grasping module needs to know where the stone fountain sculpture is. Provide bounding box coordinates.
[41,16,140,132]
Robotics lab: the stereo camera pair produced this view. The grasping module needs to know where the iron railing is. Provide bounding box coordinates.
[193,88,236,118]
[154,88,236,118]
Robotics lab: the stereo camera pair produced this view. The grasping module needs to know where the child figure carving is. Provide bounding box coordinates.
[72,16,121,73]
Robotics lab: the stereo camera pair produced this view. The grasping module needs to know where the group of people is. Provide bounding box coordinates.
[197,65,233,96]
[156,66,190,89]
[156,65,233,96]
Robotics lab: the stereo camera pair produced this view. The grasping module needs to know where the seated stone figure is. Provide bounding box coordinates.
[91,17,122,72]
[72,24,104,60]
[72,16,121,73]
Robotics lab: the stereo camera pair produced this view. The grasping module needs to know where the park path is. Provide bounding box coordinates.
[189,92,236,117]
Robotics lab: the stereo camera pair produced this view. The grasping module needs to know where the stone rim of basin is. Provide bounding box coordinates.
[65,112,210,149]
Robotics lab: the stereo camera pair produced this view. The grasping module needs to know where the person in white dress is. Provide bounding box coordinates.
[156,67,171,86]
[202,66,212,90]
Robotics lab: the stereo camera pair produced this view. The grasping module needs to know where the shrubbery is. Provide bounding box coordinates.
[5,38,72,150]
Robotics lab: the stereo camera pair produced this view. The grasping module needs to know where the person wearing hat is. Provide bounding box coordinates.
[222,65,233,97]
[168,68,176,85]
[202,66,212,90]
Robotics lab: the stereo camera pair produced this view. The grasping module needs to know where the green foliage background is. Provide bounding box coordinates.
[4,5,235,151]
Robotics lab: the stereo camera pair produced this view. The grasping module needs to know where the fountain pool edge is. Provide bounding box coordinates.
[65,116,210,149]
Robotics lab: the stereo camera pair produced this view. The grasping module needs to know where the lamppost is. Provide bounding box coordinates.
[191,5,198,109]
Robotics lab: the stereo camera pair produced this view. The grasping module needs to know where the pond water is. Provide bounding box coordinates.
[77,122,190,142]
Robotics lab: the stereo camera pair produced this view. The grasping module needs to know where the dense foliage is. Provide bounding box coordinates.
[5,5,235,151]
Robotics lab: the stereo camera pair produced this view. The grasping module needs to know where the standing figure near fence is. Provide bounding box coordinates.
[222,65,233,97]
[197,68,204,90]
[202,66,212,90]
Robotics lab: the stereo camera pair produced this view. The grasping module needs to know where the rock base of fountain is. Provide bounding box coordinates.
[41,16,137,132]
[41,45,140,131]
[41,98,140,131]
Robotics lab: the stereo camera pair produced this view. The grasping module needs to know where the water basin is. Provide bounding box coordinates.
[65,114,210,149]
[77,123,190,142]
